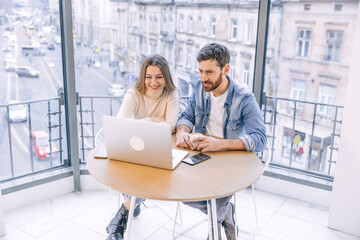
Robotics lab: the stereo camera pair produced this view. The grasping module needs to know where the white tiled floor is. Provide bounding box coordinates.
[1,188,359,240]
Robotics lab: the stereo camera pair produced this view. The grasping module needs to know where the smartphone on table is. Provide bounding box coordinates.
[182,152,211,165]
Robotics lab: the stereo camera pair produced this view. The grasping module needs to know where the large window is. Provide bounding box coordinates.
[2,0,355,187]
[263,0,354,178]
[0,1,69,181]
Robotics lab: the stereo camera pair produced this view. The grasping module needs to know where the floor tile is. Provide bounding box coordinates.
[0,224,35,240]
[259,214,349,240]
[276,198,329,226]
[35,221,105,240]
[1,189,359,240]
[4,192,95,237]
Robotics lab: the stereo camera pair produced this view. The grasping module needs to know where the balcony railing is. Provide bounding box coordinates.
[0,95,342,183]
[0,98,65,182]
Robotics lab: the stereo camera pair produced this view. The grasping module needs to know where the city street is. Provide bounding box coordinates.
[0,19,123,180]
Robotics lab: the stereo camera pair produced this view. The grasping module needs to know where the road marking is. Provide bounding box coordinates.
[11,124,30,154]
[39,57,58,94]
[6,74,12,102]
[15,74,19,100]
[92,68,112,85]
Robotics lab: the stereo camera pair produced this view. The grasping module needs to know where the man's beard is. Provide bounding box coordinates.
[202,73,223,92]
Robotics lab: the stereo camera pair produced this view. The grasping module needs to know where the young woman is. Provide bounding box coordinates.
[106,54,179,240]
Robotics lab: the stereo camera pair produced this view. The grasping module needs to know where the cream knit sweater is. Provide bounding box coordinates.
[116,88,180,133]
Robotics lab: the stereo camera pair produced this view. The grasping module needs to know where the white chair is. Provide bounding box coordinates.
[172,143,272,240]
[95,127,123,208]
[233,143,272,240]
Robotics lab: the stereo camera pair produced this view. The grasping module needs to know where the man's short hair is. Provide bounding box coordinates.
[197,43,230,69]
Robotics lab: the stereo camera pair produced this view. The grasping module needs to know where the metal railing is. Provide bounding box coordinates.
[0,98,65,182]
[0,95,342,183]
[262,96,343,180]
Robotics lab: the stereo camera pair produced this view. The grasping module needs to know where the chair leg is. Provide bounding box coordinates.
[251,184,258,225]
[250,184,260,240]
[118,191,122,209]
[234,194,238,240]
[173,202,181,239]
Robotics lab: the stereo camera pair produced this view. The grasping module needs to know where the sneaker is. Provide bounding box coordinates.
[222,202,238,240]
[106,203,141,233]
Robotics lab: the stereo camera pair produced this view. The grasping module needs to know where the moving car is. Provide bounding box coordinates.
[16,66,40,78]
[7,101,28,123]
[47,43,55,50]
[5,58,16,71]
[31,131,58,160]
[108,84,125,97]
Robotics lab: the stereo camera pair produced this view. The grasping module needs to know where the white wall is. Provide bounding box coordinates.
[328,3,360,237]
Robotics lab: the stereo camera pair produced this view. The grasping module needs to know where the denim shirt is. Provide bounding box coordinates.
[176,77,267,152]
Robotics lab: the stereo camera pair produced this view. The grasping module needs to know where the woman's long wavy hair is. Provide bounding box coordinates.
[134,54,176,95]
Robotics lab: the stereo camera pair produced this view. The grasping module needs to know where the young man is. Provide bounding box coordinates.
[176,43,267,239]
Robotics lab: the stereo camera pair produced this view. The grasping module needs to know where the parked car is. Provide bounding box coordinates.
[7,101,28,123]
[31,131,58,160]
[16,66,40,78]
[108,84,125,97]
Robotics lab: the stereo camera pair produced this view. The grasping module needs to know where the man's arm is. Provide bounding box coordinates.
[192,136,246,152]
[175,125,193,149]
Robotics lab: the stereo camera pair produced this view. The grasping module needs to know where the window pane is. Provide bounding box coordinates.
[264,0,354,177]
[0,1,69,181]
[72,1,260,163]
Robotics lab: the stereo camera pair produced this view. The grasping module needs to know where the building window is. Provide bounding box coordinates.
[210,17,216,37]
[186,49,192,67]
[153,16,158,33]
[242,63,250,86]
[178,47,183,65]
[296,29,311,58]
[304,4,311,11]
[319,84,336,115]
[334,4,342,12]
[197,16,202,33]
[188,16,193,33]
[291,79,306,108]
[179,78,190,97]
[179,14,184,32]
[325,30,343,62]
[244,20,253,43]
[229,58,236,81]
[231,19,237,40]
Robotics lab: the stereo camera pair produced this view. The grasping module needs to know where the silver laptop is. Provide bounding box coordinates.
[102,115,188,170]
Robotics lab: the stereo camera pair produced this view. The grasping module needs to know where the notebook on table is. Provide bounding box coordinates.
[101,115,188,170]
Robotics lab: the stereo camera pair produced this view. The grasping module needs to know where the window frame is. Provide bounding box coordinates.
[296,28,311,58]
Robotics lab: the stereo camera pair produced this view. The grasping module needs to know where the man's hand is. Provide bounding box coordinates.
[192,136,224,152]
[176,130,193,149]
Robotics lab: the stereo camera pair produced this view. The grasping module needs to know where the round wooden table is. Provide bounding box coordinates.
[87,135,262,239]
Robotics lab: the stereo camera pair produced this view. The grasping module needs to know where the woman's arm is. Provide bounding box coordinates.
[165,89,180,133]
[116,91,137,118]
